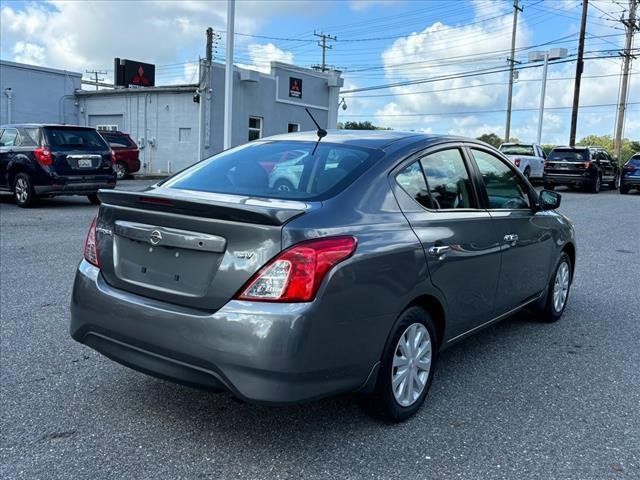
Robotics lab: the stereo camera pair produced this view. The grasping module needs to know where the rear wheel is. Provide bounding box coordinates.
[13,173,38,208]
[114,162,127,180]
[87,193,101,205]
[363,306,437,423]
[589,175,601,193]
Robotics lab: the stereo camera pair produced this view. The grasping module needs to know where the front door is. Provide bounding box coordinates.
[467,146,554,315]
[392,146,502,339]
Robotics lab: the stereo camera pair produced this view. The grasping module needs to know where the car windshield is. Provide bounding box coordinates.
[161,140,382,201]
[548,149,588,162]
[500,145,535,156]
[44,128,108,149]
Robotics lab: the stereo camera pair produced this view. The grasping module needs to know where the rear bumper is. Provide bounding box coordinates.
[543,174,593,186]
[621,176,640,187]
[35,180,116,195]
[70,260,376,404]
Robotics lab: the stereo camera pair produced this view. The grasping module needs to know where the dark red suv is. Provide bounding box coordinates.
[99,131,140,179]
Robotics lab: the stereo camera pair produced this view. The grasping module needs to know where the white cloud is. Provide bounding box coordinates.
[12,41,45,65]
[236,43,294,74]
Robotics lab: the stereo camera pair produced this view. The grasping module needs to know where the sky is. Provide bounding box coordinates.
[0,0,638,144]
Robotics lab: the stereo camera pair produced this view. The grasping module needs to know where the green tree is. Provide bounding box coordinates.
[476,133,503,148]
[577,135,640,164]
[338,121,390,130]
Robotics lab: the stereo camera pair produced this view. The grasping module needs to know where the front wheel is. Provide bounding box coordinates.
[589,175,601,193]
[13,173,38,208]
[535,252,572,323]
[610,174,620,190]
[362,306,437,423]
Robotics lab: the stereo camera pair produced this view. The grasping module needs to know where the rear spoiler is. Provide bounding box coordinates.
[97,188,308,226]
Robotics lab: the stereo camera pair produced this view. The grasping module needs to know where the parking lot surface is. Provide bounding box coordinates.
[1,182,639,479]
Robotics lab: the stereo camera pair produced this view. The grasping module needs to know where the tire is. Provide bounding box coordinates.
[87,193,101,205]
[620,185,629,194]
[13,173,38,208]
[535,252,572,323]
[589,175,601,194]
[114,162,128,180]
[362,306,437,423]
[273,179,295,193]
[610,174,620,190]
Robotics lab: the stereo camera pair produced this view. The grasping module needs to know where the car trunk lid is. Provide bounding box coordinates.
[95,188,310,311]
[545,150,591,175]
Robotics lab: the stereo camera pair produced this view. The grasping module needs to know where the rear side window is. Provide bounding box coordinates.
[19,128,40,147]
[471,149,531,209]
[44,128,108,149]
[0,128,18,147]
[102,133,134,148]
[161,140,382,201]
[548,149,588,162]
[396,162,435,209]
[420,149,475,209]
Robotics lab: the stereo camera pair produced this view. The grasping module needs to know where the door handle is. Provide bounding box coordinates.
[504,234,519,243]
[428,246,450,257]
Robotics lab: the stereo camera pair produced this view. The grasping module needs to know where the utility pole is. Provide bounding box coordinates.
[223,0,235,150]
[569,0,589,147]
[313,31,336,72]
[614,0,638,161]
[505,0,523,143]
[86,69,107,91]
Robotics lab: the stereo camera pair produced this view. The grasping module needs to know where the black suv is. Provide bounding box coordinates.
[543,146,620,193]
[0,124,116,207]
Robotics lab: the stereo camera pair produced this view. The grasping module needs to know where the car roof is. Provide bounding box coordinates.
[0,123,95,129]
[264,130,473,150]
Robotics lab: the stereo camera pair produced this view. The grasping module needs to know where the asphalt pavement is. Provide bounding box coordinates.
[1,181,639,479]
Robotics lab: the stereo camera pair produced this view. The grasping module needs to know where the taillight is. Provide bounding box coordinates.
[84,216,100,267]
[514,158,521,167]
[34,147,52,166]
[623,164,634,171]
[236,236,357,302]
[111,150,116,164]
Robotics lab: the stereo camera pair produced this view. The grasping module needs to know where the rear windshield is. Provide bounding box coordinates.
[548,149,588,162]
[627,157,640,167]
[500,145,535,156]
[161,140,382,201]
[44,128,108,149]
[102,133,135,148]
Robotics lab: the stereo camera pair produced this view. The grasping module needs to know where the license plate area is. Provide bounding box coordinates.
[113,236,221,297]
[67,154,101,169]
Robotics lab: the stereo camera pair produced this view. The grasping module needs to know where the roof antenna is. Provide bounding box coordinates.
[305,107,327,155]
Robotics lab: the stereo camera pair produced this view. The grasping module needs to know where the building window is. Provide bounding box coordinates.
[248,116,262,141]
[179,128,191,143]
[287,123,300,133]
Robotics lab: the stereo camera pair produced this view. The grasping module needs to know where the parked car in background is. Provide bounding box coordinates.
[0,124,116,207]
[498,142,545,180]
[98,131,140,180]
[543,146,620,193]
[620,152,640,194]
[71,130,575,422]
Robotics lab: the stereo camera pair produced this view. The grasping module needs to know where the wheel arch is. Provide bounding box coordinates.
[407,294,446,349]
[7,162,31,189]
[561,242,576,280]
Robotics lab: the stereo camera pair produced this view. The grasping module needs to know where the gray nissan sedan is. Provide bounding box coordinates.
[71,130,575,422]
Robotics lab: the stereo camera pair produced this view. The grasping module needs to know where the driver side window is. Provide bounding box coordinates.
[471,148,531,209]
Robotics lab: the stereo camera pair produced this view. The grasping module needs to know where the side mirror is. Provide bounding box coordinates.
[538,189,561,210]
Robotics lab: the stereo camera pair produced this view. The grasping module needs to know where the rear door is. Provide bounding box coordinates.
[392,145,502,338]
[0,128,18,188]
[467,146,554,314]
[596,150,615,182]
[42,126,112,177]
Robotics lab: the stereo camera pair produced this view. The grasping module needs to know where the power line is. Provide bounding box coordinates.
[339,102,640,118]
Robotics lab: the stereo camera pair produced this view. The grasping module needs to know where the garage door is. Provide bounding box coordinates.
[88,114,124,131]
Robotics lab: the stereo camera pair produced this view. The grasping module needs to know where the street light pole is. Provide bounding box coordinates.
[536,52,549,145]
[528,48,568,145]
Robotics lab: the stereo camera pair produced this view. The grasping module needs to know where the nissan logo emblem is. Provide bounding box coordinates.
[149,230,163,246]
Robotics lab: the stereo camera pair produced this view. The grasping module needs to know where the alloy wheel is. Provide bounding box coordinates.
[391,323,432,407]
[15,177,29,203]
[114,163,126,180]
[553,261,570,313]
